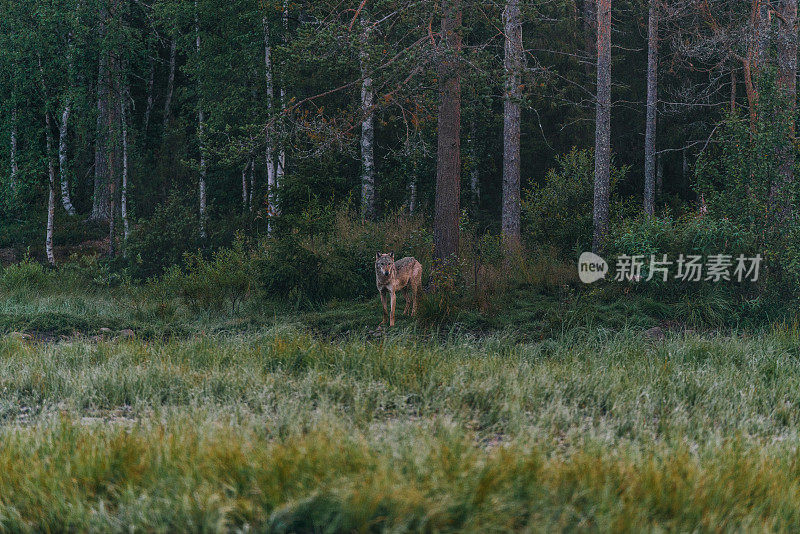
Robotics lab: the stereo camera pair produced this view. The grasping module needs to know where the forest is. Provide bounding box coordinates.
[4,0,800,531]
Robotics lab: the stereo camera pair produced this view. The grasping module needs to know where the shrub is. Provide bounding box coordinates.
[163,239,253,312]
[604,214,762,315]
[0,255,51,291]
[256,207,432,306]
[522,147,629,255]
[125,194,202,279]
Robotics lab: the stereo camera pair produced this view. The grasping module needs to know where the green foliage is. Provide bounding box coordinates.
[163,239,253,312]
[695,77,799,236]
[522,148,629,255]
[693,77,800,296]
[125,194,202,279]
[606,215,758,308]
[0,255,50,291]
[257,207,432,306]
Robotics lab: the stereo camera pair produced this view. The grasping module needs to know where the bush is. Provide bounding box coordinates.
[522,147,629,255]
[693,75,800,297]
[256,207,432,306]
[605,215,760,309]
[163,239,253,312]
[0,255,51,291]
[125,194,202,279]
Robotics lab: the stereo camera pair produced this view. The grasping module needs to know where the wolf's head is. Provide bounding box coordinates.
[375,252,395,279]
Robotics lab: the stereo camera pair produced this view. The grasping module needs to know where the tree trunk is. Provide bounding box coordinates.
[142,56,155,138]
[592,0,612,252]
[643,0,658,217]
[407,136,418,214]
[582,0,596,78]
[656,153,663,198]
[682,147,688,182]
[275,0,288,203]
[773,0,797,221]
[468,120,480,207]
[434,0,462,261]
[242,159,250,211]
[743,1,763,131]
[92,46,111,221]
[45,111,56,266]
[10,107,18,194]
[58,104,76,215]
[249,155,256,212]
[163,36,177,133]
[730,67,737,111]
[195,1,207,240]
[121,90,130,244]
[359,18,376,219]
[263,16,276,230]
[502,0,523,247]
[409,177,418,214]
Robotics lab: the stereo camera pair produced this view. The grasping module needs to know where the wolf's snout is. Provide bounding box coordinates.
[383,271,389,276]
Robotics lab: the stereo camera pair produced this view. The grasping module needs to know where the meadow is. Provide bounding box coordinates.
[4,282,800,531]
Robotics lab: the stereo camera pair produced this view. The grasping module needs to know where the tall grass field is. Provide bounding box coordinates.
[4,318,800,531]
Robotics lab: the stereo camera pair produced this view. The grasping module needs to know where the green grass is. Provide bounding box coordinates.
[3,324,800,530]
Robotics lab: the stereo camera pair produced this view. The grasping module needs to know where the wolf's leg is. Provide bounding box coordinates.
[411,267,421,317]
[403,288,411,315]
[389,290,396,327]
[379,290,388,325]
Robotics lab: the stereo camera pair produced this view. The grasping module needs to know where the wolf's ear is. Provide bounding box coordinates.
[390,252,394,260]
[376,252,381,261]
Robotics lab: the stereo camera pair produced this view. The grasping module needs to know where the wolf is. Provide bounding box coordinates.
[375,253,422,327]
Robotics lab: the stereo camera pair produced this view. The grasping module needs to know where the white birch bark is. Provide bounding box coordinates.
[359,18,375,219]
[45,111,56,266]
[58,104,76,215]
[38,56,57,264]
[59,16,77,216]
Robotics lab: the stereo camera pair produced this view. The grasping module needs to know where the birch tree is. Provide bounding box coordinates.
[39,58,56,265]
[592,0,612,252]
[58,102,76,215]
[45,112,57,266]
[501,0,523,247]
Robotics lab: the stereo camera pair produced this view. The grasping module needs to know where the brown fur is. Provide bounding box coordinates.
[375,253,422,326]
